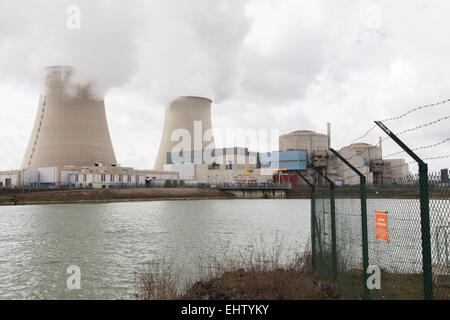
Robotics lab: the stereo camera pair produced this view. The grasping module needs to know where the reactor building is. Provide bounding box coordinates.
[21,66,117,170]
[277,126,410,186]
[154,96,215,171]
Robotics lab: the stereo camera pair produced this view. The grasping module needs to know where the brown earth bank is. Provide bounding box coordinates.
[179,269,338,300]
[0,188,235,206]
[136,244,339,300]
[285,188,311,199]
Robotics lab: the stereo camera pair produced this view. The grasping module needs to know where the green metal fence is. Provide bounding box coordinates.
[311,173,450,300]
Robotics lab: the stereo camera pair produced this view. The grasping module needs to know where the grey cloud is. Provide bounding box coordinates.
[1,0,450,172]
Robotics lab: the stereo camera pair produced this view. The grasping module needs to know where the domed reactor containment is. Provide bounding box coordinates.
[154,96,215,170]
[21,66,117,170]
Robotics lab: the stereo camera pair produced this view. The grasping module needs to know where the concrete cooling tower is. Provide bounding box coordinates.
[154,96,215,170]
[21,66,117,170]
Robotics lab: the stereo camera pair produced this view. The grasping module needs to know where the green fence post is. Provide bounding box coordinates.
[296,171,317,271]
[330,183,337,283]
[330,148,370,300]
[360,175,369,298]
[419,162,433,300]
[312,166,338,284]
[375,121,433,300]
[311,187,316,271]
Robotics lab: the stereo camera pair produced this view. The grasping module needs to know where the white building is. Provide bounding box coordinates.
[0,170,22,188]
[0,165,178,189]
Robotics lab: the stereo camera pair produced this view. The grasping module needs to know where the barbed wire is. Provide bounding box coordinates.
[337,154,450,181]
[380,115,450,143]
[422,154,450,161]
[350,125,378,145]
[337,159,414,182]
[380,154,450,174]
[337,145,379,163]
[333,136,448,167]
[383,138,450,158]
[331,97,450,182]
[350,98,450,145]
[382,98,450,122]
[339,165,368,181]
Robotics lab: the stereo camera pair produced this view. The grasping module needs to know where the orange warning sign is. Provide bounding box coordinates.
[375,211,389,241]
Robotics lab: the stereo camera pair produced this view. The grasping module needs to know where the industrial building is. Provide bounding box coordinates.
[278,126,410,186]
[160,122,411,186]
[164,147,272,184]
[0,170,22,189]
[163,148,310,186]
[165,148,260,169]
[153,96,284,185]
[441,169,449,183]
[261,151,308,171]
[150,98,413,187]
[0,164,178,189]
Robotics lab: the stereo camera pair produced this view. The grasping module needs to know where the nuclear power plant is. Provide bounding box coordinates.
[0,65,414,189]
[154,96,215,171]
[21,66,117,170]
[162,123,411,186]
[0,66,177,189]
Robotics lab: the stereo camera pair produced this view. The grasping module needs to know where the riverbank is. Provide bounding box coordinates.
[285,188,311,199]
[179,268,338,300]
[0,188,235,206]
[0,186,315,206]
[1,185,447,206]
[135,240,340,300]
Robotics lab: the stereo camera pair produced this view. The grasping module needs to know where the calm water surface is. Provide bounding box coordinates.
[0,199,310,299]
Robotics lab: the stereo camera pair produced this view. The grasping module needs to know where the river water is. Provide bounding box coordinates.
[0,199,310,300]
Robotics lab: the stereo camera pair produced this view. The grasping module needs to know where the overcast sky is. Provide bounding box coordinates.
[0,0,449,173]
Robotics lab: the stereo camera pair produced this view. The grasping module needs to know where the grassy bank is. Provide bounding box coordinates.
[335,270,450,300]
[135,239,339,300]
[0,188,235,206]
[135,237,449,300]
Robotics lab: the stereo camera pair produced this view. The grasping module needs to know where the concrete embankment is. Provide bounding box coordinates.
[226,188,311,199]
[0,188,235,206]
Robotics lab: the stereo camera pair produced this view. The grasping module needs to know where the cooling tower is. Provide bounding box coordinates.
[21,66,117,170]
[154,96,215,170]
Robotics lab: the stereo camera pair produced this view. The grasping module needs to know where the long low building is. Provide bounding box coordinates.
[0,165,178,189]
[67,168,179,188]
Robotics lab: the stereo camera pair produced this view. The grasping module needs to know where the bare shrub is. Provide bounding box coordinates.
[135,235,336,300]
[135,257,181,300]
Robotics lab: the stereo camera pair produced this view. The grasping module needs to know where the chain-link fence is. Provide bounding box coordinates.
[311,172,449,300]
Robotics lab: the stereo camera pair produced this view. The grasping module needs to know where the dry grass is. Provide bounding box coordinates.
[135,257,181,300]
[135,236,339,300]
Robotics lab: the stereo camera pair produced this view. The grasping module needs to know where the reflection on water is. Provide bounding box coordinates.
[0,199,310,299]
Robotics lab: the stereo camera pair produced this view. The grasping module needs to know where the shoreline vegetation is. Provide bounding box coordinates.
[135,237,450,300]
[0,188,235,206]
[135,239,340,300]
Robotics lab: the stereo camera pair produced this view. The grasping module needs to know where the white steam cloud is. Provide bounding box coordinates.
[0,0,251,102]
[1,0,450,172]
